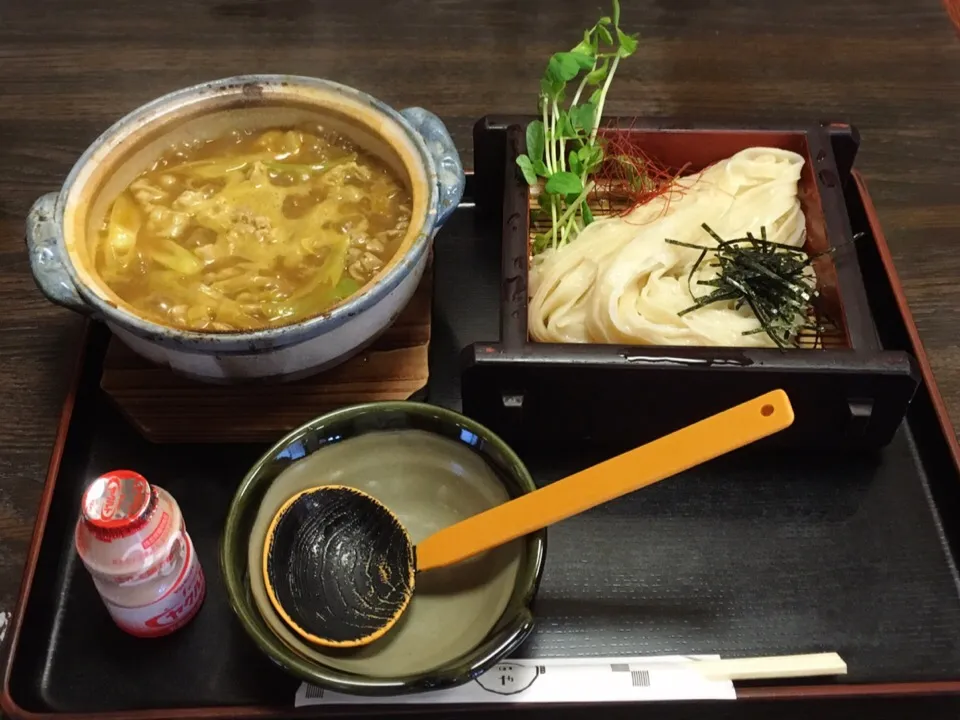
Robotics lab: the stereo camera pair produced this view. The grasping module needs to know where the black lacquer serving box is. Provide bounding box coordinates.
[463,116,919,452]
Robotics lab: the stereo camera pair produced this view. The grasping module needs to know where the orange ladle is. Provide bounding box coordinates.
[262,390,794,649]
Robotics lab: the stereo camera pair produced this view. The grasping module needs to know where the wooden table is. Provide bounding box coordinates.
[1,0,959,715]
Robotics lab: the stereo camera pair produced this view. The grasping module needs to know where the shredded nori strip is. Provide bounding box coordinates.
[665,223,833,349]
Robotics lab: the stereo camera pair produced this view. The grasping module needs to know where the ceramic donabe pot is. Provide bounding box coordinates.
[26,75,464,383]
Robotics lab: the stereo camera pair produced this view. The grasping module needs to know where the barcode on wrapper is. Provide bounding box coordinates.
[304,686,324,699]
[631,670,651,687]
[611,664,653,687]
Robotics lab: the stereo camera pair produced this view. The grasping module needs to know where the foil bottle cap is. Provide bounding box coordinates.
[82,470,153,537]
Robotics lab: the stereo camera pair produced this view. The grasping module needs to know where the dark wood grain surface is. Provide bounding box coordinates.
[1,0,959,714]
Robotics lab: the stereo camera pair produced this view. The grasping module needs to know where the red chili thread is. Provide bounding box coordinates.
[589,119,693,224]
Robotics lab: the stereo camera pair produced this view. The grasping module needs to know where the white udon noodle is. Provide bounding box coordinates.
[528,147,810,347]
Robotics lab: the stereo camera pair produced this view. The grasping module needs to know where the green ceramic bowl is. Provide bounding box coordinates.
[220,402,546,695]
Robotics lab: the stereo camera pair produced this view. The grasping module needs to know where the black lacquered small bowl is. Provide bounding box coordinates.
[221,401,546,695]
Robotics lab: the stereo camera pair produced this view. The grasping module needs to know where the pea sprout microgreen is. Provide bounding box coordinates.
[515,0,638,254]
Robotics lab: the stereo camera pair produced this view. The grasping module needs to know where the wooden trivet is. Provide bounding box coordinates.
[100,266,432,444]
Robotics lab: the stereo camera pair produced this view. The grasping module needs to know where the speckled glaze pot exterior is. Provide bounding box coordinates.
[221,402,547,695]
[26,76,465,382]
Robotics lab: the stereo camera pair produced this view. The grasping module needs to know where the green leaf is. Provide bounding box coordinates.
[534,158,548,176]
[543,55,570,96]
[617,28,639,56]
[578,144,604,170]
[571,38,595,58]
[545,56,563,84]
[582,26,600,54]
[550,53,581,82]
[584,155,604,175]
[597,24,614,45]
[545,171,583,195]
[576,147,604,177]
[515,155,538,186]
[540,77,562,99]
[569,150,583,175]
[526,120,545,165]
[567,51,596,70]
[584,57,610,85]
[590,146,605,167]
[570,102,596,131]
[582,202,595,226]
[598,15,611,24]
[589,87,603,105]
[557,112,577,139]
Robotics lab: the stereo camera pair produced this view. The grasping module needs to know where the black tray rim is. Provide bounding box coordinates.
[4,169,960,719]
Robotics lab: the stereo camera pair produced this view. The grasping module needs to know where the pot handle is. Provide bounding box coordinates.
[26,192,90,315]
[400,107,465,227]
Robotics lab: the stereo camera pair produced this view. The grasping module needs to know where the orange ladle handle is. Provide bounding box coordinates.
[416,389,794,572]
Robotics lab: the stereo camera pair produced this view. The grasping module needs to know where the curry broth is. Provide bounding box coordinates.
[94,125,412,332]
